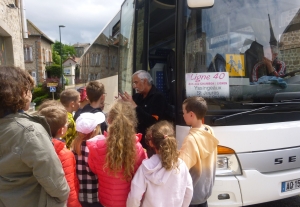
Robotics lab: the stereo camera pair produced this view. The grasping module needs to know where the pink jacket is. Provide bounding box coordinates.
[86,134,147,207]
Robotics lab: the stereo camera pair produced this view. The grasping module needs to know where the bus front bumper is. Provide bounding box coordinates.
[208,168,300,207]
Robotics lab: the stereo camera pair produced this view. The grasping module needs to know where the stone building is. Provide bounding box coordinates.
[280,9,300,73]
[80,32,119,83]
[24,19,54,85]
[79,11,120,85]
[0,0,26,68]
[73,43,90,58]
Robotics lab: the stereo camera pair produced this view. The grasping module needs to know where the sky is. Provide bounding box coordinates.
[25,0,124,45]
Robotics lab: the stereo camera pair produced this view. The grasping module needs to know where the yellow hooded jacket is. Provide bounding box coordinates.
[179,125,219,205]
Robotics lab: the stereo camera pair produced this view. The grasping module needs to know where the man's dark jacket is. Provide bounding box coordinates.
[133,85,168,148]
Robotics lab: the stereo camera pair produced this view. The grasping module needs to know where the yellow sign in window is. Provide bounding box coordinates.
[225,54,245,77]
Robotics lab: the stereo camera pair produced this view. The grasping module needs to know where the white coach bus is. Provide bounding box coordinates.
[79,0,300,205]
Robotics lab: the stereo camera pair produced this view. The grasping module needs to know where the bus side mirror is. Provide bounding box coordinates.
[187,0,214,8]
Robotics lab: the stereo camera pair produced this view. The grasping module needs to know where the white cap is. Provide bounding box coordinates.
[76,112,105,134]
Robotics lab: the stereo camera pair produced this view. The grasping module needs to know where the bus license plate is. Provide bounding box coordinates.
[281,179,300,192]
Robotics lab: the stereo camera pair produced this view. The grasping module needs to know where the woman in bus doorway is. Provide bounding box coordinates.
[86,100,147,207]
[126,121,193,207]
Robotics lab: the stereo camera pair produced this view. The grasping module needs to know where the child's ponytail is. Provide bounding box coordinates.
[159,135,179,170]
[149,121,179,170]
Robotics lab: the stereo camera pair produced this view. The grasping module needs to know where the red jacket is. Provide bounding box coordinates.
[86,134,147,207]
[52,139,81,207]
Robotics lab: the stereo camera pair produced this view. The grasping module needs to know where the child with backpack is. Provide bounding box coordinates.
[73,81,107,134]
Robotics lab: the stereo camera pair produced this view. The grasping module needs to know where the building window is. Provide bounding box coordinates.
[42,48,45,63]
[24,45,33,62]
[95,54,98,66]
[90,53,95,66]
[0,37,6,66]
[49,50,52,62]
[111,56,117,69]
[105,56,109,68]
[31,71,36,84]
[96,54,101,66]
[45,49,50,63]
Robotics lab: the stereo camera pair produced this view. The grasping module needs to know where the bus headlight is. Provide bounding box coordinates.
[216,146,242,176]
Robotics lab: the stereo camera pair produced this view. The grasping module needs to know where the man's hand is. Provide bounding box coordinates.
[120,92,137,108]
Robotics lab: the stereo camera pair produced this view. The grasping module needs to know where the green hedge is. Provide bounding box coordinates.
[32,87,47,100]
[32,94,49,106]
[46,64,62,78]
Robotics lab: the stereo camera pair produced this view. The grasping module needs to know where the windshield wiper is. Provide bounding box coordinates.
[242,102,300,106]
[212,106,271,126]
[211,102,300,126]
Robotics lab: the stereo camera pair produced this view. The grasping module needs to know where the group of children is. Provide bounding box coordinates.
[37,79,218,207]
[0,67,220,207]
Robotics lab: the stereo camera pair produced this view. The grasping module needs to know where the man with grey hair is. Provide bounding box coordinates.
[120,70,168,150]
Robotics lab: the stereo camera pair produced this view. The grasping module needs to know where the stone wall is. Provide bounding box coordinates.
[280,30,300,73]
[0,0,25,68]
[279,10,300,73]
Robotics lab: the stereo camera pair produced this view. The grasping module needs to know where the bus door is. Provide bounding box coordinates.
[119,0,178,121]
[132,0,177,120]
[147,0,176,119]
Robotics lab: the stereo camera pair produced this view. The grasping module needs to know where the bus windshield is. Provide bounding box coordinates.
[185,0,300,116]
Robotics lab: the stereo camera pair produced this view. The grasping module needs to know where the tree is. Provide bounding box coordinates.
[46,64,62,78]
[64,44,76,60]
[52,48,61,65]
[52,41,76,62]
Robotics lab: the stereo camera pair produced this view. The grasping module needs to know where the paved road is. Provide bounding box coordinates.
[248,195,300,207]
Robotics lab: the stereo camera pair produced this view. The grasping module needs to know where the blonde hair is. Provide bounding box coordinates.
[148,121,179,170]
[60,89,80,107]
[72,125,100,155]
[38,100,63,112]
[105,100,137,181]
[38,106,67,137]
